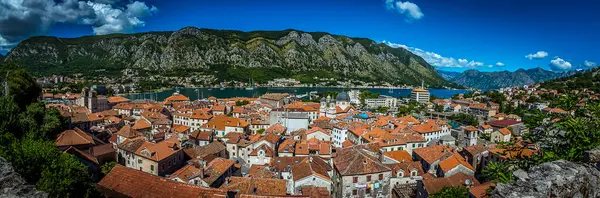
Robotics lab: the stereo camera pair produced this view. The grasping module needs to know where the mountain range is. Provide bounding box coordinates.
[440,68,575,90]
[540,67,600,92]
[2,27,461,88]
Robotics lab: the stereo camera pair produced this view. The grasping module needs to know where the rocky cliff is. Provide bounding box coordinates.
[492,150,600,198]
[4,27,460,88]
[0,157,47,198]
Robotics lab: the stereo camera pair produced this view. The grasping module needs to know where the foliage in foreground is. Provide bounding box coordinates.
[0,68,98,197]
[429,186,469,198]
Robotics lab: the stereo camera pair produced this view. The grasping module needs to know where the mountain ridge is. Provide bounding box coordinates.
[4,27,460,88]
[440,67,575,89]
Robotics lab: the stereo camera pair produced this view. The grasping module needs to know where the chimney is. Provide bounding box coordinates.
[309,157,313,162]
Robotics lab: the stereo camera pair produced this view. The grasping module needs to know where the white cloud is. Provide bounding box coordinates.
[385,0,424,21]
[584,60,597,67]
[382,40,487,68]
[525,51,548,60]
[496,62,505,67]
[487,65,493,68]
[549,57,572,71]
[0,0,158,51]
[385,0,395,10]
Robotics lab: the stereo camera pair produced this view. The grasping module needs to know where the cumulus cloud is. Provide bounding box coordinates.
[382,40,487,68]
[549,57,572,71]
[496,62,505,67]
[385,0,424,21]
[525,51,549,60]
[584,60,597,67]
[0,0,157,52]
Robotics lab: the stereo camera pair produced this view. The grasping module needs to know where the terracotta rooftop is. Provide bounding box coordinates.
[333,144,390,176]
[383,150,413,163]
[165,93,190,102]
[168,164,203,183]
[385,161,424,178]
[438,153,475,173]
[116,125,141,138]
[497,128,512,135]
[202,115,249,131]
[250,144,275,157]
[413,145,455,164]
[469,182,495,198]
[132,119,151,130]
[184,142,226,159]
[203,158,235,185]
[422,172,479,195]
[248,165,278,179]
[291,157,332,182]
[265,123,287,135]
[278,138,296,153]
[108,96,130,103]
[463,125,479,131]
[172,124,191,134]
[301,187,331,198]
[97,165,227,197]
[56,128,98,147]
[220,177,287,196]
[134,137,182,162]
[189,130,213,141]
[412,121,442,134]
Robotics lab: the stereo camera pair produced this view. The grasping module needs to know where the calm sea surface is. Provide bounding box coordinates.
[124,87,470,101]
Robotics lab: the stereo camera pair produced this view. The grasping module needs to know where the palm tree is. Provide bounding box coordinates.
[483,161,513,184]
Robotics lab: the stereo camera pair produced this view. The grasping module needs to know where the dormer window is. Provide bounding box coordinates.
[397,170,404,177]
[411,170,417,177]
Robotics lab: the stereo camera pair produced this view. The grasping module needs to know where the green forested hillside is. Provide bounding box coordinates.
[4,27,461,88]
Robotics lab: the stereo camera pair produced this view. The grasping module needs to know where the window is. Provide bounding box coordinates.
[352,190,357,195]
[353,177,358,183]
[367,175,371,182]
[151,165,154,171]
[379,174,383,180]
[366,188,371,194]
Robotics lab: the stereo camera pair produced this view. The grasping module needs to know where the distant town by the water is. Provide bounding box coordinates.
[124,87,471,101]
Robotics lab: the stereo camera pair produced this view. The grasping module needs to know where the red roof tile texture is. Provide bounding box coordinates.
[97,165,227,198]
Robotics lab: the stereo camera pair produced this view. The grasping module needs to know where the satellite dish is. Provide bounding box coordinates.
[465,179,471,185]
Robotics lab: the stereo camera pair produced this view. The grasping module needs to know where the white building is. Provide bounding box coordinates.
[332,123,349,148]
[319,92,354,118]
[348,90,361,105]
[411,88,430,103]
[364,95,398,109]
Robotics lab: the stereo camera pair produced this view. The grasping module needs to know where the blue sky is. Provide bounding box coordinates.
[1,0,599,72]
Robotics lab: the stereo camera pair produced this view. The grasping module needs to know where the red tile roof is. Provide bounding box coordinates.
[221,177,287,196]
[97,165,227,198]
[291,157,331,182]
[333,144,390,176]
[165,93,190,102]
[56,128,96,147]
[413,145,455,164]
[383,150,413,163]
[422,172,479,195]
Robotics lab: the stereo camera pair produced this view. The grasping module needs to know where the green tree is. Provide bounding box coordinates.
[430,186,469,198]
[37,153,96,198]
[482,161,513,183]
[256,128,265,134]
[235,100,249,106]
[101,161,117,176]
[6,137,60,183]
[5,69,42,108]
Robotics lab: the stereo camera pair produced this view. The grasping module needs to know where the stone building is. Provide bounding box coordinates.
[332,144,392,198]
